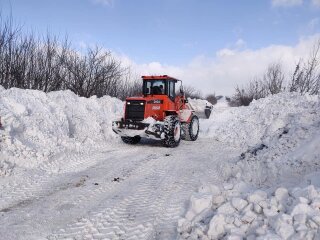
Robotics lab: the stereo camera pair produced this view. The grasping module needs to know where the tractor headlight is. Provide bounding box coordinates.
[127,102,131,105]
[140,102,144,105]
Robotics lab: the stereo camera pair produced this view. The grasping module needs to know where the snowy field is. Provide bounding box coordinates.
[0,87,319,239]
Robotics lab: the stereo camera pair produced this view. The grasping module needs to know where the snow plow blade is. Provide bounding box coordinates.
[193,106,213,119]
[112,120,163,139]
[112,120,149,136]
[204,105,213,119]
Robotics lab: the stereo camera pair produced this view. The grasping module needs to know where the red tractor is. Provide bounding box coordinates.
[112,75,199,147]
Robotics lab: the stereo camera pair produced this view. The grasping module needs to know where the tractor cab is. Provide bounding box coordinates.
[142,75,178,101]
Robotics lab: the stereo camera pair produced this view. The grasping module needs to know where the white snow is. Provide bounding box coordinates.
[0,86,320,240]
[0,87,123,174]
[178,182,320,239]
[200,92,320,186]
[178,92,320,239]
[187,98,212,112]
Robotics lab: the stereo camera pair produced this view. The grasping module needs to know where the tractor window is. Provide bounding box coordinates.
[169,81,175,101]
[143,80,166,95]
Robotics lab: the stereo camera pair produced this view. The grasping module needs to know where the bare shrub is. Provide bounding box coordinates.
[288,40,320,95]
[61,46,127,98]
[231,79,265,106]
[183,85,203,99]
[264,62,285,95]
[231,62,285,106]
[117,72,142,100]
[232,39,320,107]
[205,94,217,105]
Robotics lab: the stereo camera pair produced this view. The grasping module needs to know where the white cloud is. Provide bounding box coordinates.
[272,0,303,7]
[116,35,320,96]
[91,0,114,6]
[216,48,236,57]
[311,0,320,7]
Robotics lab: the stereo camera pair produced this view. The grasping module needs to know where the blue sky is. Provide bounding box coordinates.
[1,0,320,94]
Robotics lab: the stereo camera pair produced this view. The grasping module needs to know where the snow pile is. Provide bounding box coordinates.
[201,93,320,187]
[200,92,320,185]
[178,182,320,239]
[0,87,123,173]
[229,126,320,187]
[188,98,212,112]
[180,92,320,239]
[200,93,319,148]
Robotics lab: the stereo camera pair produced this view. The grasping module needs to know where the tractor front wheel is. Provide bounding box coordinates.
[163,115,181,147]
[121,136,141,144]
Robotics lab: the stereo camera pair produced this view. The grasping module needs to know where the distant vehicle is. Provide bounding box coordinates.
[112,75,199,147]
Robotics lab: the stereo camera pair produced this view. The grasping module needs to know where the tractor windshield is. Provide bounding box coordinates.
[143,80,166,95]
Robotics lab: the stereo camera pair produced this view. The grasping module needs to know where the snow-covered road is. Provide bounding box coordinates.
[1,88,319,239]
[0,138,241,240]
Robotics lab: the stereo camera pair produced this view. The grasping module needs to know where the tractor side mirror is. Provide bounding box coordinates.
[180,85,184,94]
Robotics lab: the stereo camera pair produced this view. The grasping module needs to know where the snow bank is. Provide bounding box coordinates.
[201,93,319,148]
[178,181,320,239]
[188,97,229,119]
[188,98,212,112]
[180,92,320,239]
[0,87,123,174]
[201,93,320,186]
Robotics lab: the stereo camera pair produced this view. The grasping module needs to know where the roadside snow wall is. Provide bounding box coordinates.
[180,92,320,239]
[178,181,320,239]
[200,92,320,186]
[188,98,212,112]
[0,86,123,174]
[201,92,319,148]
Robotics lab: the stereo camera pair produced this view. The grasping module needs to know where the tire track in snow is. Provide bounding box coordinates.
[0,145,161,239]
[50,154,172,239]
[0,150,115,211]
[0,139,240,240]
[0,144,148,214]
[49,140,232,240]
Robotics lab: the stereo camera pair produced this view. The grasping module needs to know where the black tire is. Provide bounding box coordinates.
[182,115,199,141]
[204,106,212,119]
[121,136,141,144]
[163,115,181,147]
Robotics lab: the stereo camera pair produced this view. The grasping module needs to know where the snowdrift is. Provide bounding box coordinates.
[0,87,123,174]
[200,92,320,185]
[188,98,212,112]
[180,93,320,239]
[201,93,319,148]
[178,181,320,239]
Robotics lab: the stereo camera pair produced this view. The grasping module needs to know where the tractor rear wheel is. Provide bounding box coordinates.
[182,115,199,141]
[163,115,181,147]
[121,136,141,144]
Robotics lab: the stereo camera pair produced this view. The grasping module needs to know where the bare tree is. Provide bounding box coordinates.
[183,85,203,99]
[289,39,320,95]
[205,94,217,105]
[0,15,135,99]
[264,62,285,95]
[231,78,267,106]
[231,62,286,106]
